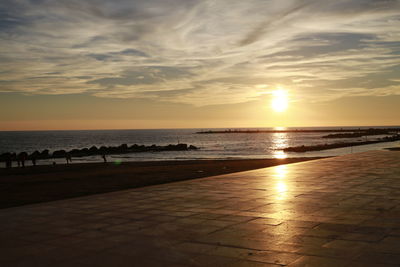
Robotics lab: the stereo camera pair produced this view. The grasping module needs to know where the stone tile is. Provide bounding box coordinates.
[173,242,217,254]
[189,253,240,267]
[353,250,400,265]
[373,236,400,253]
[66,251,167,267]
[338,232,386,242]
[288,255,350,267]
[229,259,282,266]
[286,235,334,247]
[203,245,301,265]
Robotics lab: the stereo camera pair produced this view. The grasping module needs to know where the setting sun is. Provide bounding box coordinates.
[271,89,289,112]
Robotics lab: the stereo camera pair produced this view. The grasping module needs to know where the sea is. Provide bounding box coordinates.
[1,126,399,168]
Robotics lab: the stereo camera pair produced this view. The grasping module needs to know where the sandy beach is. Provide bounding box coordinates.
[0,157,323,209]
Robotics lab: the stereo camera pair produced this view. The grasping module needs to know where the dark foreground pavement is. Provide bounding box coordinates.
[1,150,400,266]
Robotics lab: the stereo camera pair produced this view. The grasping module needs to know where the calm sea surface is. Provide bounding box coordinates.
[0,127,399,167]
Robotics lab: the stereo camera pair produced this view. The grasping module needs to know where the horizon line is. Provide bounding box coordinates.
[1,124,400,132]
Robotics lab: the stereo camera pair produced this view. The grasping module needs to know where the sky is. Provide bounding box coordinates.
[0,0,400,130]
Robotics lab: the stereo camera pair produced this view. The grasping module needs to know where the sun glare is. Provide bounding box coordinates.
[271,89,289,112]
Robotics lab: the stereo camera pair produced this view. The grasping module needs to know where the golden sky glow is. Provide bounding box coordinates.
[0,1,399,130]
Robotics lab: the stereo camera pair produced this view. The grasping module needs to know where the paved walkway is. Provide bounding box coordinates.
[1,150,400,266]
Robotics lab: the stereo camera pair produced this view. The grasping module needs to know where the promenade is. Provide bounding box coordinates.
[1,150,400,266]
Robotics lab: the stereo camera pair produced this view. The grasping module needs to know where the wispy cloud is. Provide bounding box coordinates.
[0,0,399,105]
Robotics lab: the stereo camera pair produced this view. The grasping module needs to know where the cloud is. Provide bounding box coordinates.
[238,0,316,46]
[88,49,149,61]
[0,0,399,106]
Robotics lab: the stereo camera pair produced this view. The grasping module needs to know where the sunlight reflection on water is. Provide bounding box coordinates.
[271,132,288,159]
[272,150,287,159]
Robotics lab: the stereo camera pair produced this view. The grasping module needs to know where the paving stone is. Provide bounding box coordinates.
[1,150,400,266]
[287,255,350,267]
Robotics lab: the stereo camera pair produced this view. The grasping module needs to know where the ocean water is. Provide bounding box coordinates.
[0,127,399,167]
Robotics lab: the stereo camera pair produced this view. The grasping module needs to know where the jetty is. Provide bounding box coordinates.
[283,135,400,152]
[196,127,400,134]
[322,128,400,138]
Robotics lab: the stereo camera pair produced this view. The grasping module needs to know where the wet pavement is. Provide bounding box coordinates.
[1,150,400,266]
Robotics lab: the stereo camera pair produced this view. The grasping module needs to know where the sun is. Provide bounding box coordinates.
[271,89,288,112]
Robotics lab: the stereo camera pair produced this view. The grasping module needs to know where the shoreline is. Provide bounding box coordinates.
[0,143,199,167]
[0,157,323,209]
